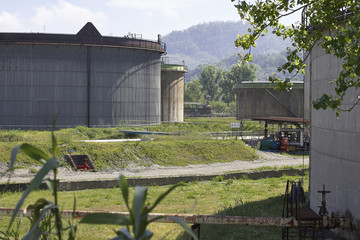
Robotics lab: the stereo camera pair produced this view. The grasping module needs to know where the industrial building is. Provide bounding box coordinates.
[0,22,189,128]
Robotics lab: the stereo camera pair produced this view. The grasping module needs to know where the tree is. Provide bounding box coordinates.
[199,65,222,101]
[232,0,360,115]
[220,63,257,103]
[185,77,203,102]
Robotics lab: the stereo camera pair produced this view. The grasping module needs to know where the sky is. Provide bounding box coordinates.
[0,0,245,40]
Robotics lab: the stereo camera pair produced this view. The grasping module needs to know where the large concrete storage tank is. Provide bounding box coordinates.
[0,22,166,128]
[161,58,187,122]
[305,30,360,239]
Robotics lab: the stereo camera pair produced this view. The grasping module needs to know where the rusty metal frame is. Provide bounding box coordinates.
[0,207,297,227]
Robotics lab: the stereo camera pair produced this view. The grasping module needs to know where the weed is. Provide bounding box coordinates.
[212,175,224,182]
[225,178,234,185]
[0,130,23,142]
[186,193,197,199]
[0,218,22,239]
[241,175,250,180]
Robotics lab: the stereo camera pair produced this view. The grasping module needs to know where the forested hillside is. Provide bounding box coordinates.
[163,20,292,71]
[188,50,303,82]
[163,20,302,114]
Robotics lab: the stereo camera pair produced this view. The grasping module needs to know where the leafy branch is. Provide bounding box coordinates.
[232,0,360,113]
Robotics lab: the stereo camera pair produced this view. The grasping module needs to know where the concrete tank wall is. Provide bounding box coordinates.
[307,43,360,239]
[161,67,185,122]
[89,47,161,126]
[0,37,163,128]
[236,82,304,120]
[0,44,88,127]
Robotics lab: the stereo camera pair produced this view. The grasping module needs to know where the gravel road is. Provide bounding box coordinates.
[0,151,308,183]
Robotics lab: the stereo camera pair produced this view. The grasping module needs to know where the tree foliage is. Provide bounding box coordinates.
[186,63,257,104]
[199,65,223,101]
[221,64,257,103]
[185,77,203,102]
[232,0,360,114]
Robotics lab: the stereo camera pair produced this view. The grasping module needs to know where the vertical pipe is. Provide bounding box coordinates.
[308,50,312,202]
[87,46,91,127]
[147,54,151,124]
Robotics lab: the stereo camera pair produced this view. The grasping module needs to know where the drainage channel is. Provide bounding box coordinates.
[0,169,307,192]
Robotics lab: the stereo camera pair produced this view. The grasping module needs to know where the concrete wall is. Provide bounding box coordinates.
[236,82,304,120]
[0,43,162,128]
[161,68,185,122]
[307,43,360,239]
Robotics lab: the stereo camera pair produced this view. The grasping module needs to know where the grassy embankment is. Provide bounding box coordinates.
[0,117,264,169]
[0,173,308,239]
[0,117,307,239]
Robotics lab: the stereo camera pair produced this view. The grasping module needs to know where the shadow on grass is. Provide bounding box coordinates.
[178,194,289,240]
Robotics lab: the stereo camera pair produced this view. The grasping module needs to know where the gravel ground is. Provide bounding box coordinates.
[0,151,308,183]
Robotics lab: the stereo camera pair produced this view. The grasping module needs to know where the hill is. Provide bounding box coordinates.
[162,20,292,71]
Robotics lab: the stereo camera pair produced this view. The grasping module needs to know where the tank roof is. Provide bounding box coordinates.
[77,22,102,37]
[161,64,188,72]
[237,81,303,88]
[0,22,166,53]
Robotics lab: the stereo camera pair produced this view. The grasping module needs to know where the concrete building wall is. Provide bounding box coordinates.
[0,43,162,128]
[161,69,185,122]
[236,82,304,120]
[307,43,360,239]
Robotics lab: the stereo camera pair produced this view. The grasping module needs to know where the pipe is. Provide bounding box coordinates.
[87,46,91,127]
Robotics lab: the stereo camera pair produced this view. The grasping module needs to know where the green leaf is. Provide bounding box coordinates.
[138,229,153,240]
[133,186,147,238]
[26,198,52,230]
[52,131,58,157]
[51,118,58,156]
[8,157,59,230]
[23,203,58,240]
[10,144,49,170]
[119,175,130,211]
[72,195,77,219]
[80,213,130,225]
[113,228,133,240]
[44,178,56,195]
[147,216,165,225]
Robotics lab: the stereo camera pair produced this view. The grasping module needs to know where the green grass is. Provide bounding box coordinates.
[119,117,275,133]
[0,139,257,170]
[0,173,308,239]
[248,164,309,172]
[0,118,261,169]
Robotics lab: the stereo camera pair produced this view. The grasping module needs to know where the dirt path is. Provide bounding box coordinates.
[0,151,308,183]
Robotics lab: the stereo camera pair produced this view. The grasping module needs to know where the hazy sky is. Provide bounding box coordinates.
[0,0,245,40]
